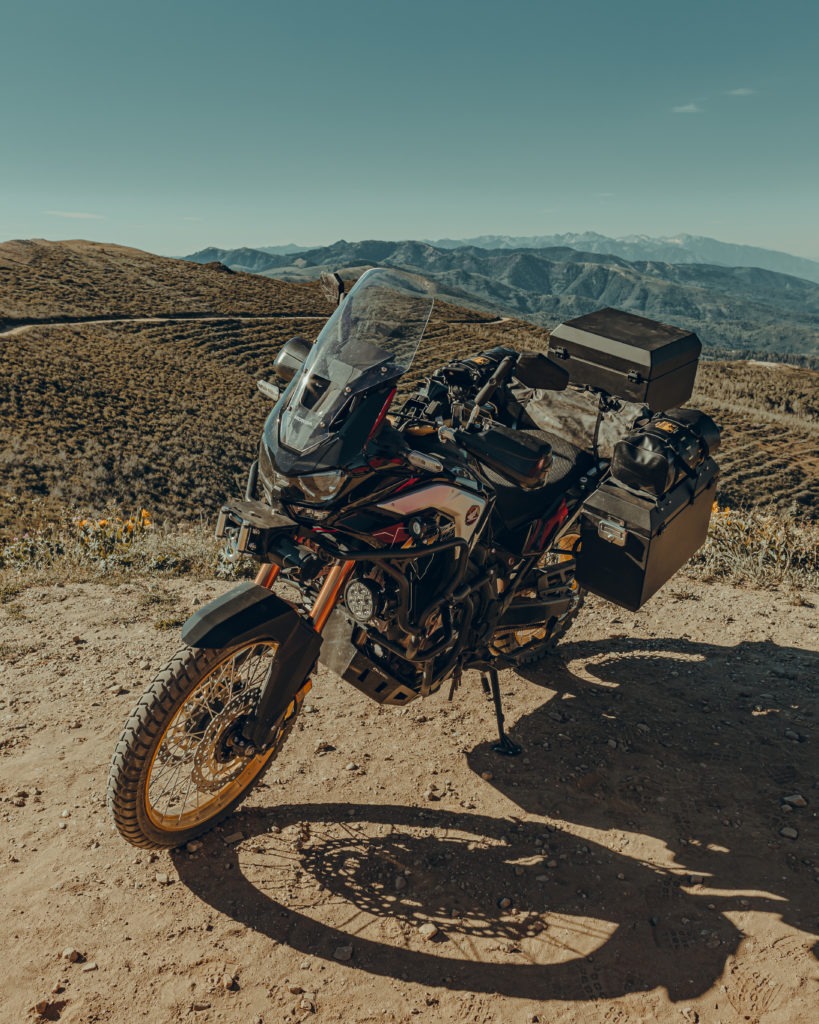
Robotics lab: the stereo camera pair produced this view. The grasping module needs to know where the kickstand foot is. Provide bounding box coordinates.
[483,669,522,756]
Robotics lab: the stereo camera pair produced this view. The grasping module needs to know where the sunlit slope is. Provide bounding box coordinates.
[1,240,816,521]
[692,362,819,514]
[0,238,323,322]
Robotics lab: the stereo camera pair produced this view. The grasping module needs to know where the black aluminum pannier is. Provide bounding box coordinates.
[610,408,721,498]
[575,458,718,611]
[548,308,701,410]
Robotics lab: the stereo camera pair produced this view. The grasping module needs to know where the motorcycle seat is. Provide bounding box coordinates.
[482,429,596,528]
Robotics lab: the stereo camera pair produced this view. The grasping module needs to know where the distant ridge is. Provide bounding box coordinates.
[185,240,819,360]
[426,232,819,285]
[191,232,819,284]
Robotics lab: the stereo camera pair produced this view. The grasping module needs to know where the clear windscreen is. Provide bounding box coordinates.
[279,268,435,454]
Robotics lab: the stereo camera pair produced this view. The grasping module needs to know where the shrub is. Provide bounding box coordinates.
[0,502,249,583]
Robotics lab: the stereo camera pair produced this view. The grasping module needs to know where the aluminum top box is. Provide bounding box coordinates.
[548,307,702,410]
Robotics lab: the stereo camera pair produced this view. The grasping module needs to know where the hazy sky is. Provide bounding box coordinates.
[2,0,817,258]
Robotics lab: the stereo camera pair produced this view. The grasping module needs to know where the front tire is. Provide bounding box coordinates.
[107,641,305,849]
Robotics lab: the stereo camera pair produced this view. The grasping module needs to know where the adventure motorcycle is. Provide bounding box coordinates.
[108,267,720,848]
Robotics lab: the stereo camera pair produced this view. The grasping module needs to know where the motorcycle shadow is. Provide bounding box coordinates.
[172,639,816,1003]
[173,798,739,1003]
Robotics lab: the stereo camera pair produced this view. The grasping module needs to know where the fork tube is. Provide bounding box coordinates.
[255,562,281,589]
[310,560,356,632]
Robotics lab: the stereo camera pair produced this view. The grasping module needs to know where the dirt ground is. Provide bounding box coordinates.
[1,575,817,1024]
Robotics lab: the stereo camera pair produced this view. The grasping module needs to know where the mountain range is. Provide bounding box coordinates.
[426,232,819,284]
[201,233,819,284]
[186,239,819,360]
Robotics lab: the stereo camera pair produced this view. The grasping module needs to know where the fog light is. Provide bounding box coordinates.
[344,579,380,623]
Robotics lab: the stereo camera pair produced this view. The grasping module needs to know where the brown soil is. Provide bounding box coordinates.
[1,576,816,1023]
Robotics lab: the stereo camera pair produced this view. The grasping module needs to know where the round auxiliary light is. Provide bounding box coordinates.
[344,579,380,624]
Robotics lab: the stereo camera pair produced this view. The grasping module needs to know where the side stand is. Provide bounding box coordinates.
[483,668,522,756]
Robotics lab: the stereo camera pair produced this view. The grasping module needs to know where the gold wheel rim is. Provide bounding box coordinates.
[491,531,582,655]
[144,642,286,832]
[553,530,580,563]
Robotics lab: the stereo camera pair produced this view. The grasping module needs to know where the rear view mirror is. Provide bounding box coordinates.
[273,336,312,383]
[256,379,281,403]
[320,270,346,307]
[514,351,569,391]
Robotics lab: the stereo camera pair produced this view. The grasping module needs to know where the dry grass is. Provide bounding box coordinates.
[0,270,504,522]
[689,503,819,589]
[0,318,312,518]
[0,238,324,323]
[691,361,819,517]
[695,360,819,422]
[0,502,246,586]
[3,498,815,594]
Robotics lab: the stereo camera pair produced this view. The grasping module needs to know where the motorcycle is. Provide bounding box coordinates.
[108,267,720,848]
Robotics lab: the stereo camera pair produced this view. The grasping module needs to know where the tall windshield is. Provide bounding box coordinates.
[279,267,434,454]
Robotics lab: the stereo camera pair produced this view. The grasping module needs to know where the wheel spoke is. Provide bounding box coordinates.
[143,641,287,829]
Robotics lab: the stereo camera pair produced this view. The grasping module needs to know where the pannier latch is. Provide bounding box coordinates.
[597,518,627,546]
[550,346,569,360]
[627,370,644,384]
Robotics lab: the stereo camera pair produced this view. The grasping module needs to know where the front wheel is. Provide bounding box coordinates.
[107,641,306,849]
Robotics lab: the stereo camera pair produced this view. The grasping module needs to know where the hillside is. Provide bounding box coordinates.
[185,240,819,360]
[0,238,323,324]
[1,240,817,522]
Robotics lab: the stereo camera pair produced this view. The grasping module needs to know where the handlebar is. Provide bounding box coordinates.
[466,354,517,427]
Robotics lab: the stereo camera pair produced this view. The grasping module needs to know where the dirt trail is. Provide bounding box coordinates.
[0,314,326,339]
[0,577,816,1023]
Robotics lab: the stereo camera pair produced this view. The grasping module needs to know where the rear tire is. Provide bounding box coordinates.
[491,588,585,664]
[490,531,584,665]
[107,641,304,849]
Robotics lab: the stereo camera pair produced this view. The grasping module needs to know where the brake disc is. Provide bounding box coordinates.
[191,687,261,792]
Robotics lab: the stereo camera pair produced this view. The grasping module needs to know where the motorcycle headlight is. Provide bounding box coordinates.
[285,503,333,522]
[293,469,348,504]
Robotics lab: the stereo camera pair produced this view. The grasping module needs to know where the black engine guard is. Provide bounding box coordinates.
[181,582,322,748]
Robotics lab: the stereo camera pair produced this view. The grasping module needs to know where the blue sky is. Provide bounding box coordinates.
[1,0,817,258]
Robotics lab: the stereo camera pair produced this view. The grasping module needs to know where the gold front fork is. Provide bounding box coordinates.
[310,560,356,632]
[254,558,355,635]
[255,562,281,589]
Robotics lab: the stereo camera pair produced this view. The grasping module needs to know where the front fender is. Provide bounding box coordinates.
[182,582,322,747]
[182,582,303,649]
